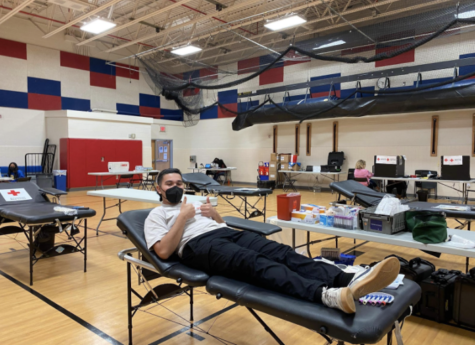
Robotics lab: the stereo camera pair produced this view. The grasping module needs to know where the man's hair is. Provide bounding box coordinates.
[355,159,366,169]
[157,168,183,186]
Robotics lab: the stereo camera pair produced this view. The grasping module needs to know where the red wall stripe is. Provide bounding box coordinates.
[60,51,90,71]
[218,103,237,118]
[140,106,161,118]
[311,90,341,98]
[0,38,27,60]
[90,72,116,89]
[28,93,61,110]
[238,57,260,75]
[259,66,284,85]
[375,45,415,68]
[116,63,140,80]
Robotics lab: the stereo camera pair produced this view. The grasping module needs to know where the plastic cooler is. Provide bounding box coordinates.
[277,193,301,220]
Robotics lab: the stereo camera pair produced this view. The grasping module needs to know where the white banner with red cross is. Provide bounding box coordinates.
[0,188,32,202]
[443,156,463,165]
[376,156,397,165]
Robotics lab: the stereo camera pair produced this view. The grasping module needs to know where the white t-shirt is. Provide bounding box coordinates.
[144,201,224,257]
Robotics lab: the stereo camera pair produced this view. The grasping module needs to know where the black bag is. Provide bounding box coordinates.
[453,268,475,329]
[420,269,461,323]
[386,255,435,282]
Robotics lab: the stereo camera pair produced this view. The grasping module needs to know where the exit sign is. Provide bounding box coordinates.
[160,126,166,132]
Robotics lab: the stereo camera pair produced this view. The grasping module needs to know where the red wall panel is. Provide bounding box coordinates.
[60,138,143,189]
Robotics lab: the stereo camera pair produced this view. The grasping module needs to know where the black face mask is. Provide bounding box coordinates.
[160,186,184,204]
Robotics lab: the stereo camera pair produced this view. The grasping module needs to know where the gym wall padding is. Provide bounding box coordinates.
[60,138,142,189]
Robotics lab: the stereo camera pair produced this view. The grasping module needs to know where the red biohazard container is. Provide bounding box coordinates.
[277,193,301,220]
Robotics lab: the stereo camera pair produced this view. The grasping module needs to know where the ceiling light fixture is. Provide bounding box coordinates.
[457,10,475,19]
[81,18,117,34]
[264,15,306,31]
[313,40,346,50]
[171,45,202,56]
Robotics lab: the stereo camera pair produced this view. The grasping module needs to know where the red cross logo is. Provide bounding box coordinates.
[445,159,448,162]
[451,159,454,162]
[387,158,389,161]
[377,158,380,161]
[8,190,20,196]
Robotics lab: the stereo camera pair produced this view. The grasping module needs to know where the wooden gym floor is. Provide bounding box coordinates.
[1,187,475,345]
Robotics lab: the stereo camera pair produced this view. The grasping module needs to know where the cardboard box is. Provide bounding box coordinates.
[291,211,319,224]
[280,163,291,171]
[270,153,278,161]
[269,173,277,181]
[291,164,300,171]
[269,161,278,170]
[269,162,277,181]
[280,154,291,163]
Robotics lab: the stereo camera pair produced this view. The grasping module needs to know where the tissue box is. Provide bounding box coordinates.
[291,211,319,224]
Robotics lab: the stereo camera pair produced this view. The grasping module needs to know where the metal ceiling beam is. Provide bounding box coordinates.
[160,0,402,65]
[42,0,124,38]
[104,0,266,53]
[0,0,35,26]
[177,0,451,68]
[77,0,196,46]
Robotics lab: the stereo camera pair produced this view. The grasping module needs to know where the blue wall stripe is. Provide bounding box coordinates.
[62,97,90,111]
[90,57,116,75]
[160,108,183,121]
[218,89,237,104]
[139,93,160,108]
[0,89,28,108]
[27,77,61,96]
[201,105,218,119]
[117,103,140,116]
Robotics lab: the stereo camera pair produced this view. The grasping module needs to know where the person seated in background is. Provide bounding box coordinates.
[7,162,25,181]
[354,159,378,189]
[144,168,400,314]
[208,158,227,181]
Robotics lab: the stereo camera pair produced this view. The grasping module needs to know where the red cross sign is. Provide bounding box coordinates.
[0,188,32,202]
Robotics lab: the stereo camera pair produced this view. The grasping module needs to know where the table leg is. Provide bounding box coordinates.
[95,176,98,191]
[29,226,33,286]
[263,196,267,222]
[101,176,104,189]
[96,197,107,235]
[292,228,295,250]
[84,219,87,272]
[307,231,312,258]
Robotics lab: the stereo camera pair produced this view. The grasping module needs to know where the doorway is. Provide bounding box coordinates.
[152,140,173,171]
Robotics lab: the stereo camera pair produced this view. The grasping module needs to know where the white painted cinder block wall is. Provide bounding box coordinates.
[0,107,45,167]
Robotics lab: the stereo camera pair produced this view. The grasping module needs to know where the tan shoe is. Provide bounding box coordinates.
[321,287,356,314]
[348,257,400,299]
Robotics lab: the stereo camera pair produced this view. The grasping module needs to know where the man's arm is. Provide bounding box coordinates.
[200,196,224,223]
[153,197,195,260]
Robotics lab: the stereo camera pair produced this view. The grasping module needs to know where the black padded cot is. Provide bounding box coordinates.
[182,172,273,221]
[0,182,96,284]
[117,209,421,345]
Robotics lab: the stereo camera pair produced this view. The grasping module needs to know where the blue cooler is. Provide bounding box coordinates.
[53,170,67,191]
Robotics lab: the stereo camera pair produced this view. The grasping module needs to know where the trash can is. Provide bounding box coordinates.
[417,189,429,202]
[53,170,67,191]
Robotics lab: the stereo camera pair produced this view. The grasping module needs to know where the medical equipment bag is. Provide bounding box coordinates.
[405,210,448,244]
[453,268,475,329]
[420,269,461,323]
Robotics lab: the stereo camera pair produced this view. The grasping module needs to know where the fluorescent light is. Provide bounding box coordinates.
[264,15,306,31]
[81,18,116,34]
[313,40,346,50]
[171,45,202,56]
[457,10,475,19]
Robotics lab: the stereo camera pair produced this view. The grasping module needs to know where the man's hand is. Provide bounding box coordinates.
[180,197,196,220]
[200,196,216,218]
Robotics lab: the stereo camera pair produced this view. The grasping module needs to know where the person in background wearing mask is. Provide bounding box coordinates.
[7,162,25,181]
[144,168,400,314]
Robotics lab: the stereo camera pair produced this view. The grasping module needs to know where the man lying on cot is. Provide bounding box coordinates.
[145,168,400,314]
